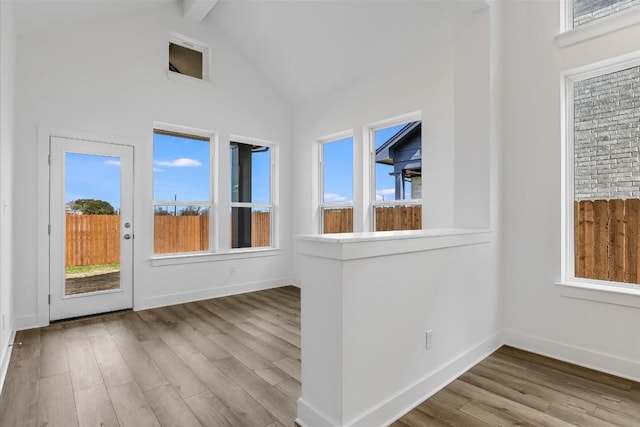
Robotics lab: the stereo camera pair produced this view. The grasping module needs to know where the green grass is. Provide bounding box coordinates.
[65,263,120,275]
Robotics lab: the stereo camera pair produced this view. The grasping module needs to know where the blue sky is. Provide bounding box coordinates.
[65,133,271,211]
[65,153,123,210]
[323,123,408,203]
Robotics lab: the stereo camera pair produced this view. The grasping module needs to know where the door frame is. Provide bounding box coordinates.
[36,128,138,327]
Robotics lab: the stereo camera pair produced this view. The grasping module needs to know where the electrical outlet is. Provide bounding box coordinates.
[230,265,236,275]
[426,329,433,350]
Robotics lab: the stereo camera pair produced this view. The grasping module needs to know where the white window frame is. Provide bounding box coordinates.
[152,123,216,256]
[367,111,423,231]
[559,52,640,307]
[318,131,354,234]
[168,32,211,83]
[557,0,640,46]
[229,135,278,251]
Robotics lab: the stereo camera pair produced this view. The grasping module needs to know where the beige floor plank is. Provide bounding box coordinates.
[89,333,135,389]
[141,338,207,398]
[243,376,297,426]
[184,391,245,427]
[65,334,104,391]
[74,383,119,427]
[273,357,301,382]
[144,384,202,427]
[110,331,169,392]
[37,373,79,427]
[10,328,41,361]
[182,352,276,427]
[108,381,160,427]
[40,327,69,378]
[0,355,40,427]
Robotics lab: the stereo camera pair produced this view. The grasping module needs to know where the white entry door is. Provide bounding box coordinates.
[49,136,134,321]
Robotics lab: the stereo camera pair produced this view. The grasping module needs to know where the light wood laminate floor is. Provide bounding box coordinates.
[3,286,640,426]
[0,286,301,427]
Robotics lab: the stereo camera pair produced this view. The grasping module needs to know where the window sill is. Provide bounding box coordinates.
[555,7,640,48]
[556,279,640,308]
[151,248,281,266]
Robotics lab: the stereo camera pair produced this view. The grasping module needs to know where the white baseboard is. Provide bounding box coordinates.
[504,330,640,383]
[297,398,339,427]
[0,328,16,397]
[136,279,293,311]
[296,332,504,427]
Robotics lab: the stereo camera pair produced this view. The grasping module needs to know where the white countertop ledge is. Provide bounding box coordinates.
[295,229,492,260]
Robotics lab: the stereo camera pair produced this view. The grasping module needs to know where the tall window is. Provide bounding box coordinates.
[153,129,211,254]
[567,61,640,286]
[372,120,422,231]
[230,141,273,248]
[320,136,354,233]
[572,0,640,28]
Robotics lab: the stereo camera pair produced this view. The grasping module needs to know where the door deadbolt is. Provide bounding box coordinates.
[124,222,131,228]
[124,234,131,240]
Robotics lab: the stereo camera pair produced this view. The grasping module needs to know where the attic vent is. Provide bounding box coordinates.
[168,34,209,81]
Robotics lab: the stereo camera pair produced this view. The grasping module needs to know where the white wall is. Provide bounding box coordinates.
[0,0,17,382]
[502,1,640,379]
[14,1,292,328]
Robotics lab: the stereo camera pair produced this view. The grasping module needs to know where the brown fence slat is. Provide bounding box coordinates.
[624,199,640,283]
[593,200,608,280]
[609,199,625,282]
[582,201,595,278]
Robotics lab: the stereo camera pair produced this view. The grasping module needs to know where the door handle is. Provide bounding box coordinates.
[124,234,132,240]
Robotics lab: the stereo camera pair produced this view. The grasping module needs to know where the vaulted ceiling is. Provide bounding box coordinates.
[10,0,457,106]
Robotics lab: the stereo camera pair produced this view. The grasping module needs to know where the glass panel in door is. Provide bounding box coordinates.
[64,152,122,296]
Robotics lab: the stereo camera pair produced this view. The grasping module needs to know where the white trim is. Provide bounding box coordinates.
[318,132,354,233]
[296,229,492,261]
[556,5,640,47]
[556,280,640,308]
[168,31,210,82]
[366,111,422,231]
[151,248,283,267]
[0,328,16,396]
[136,279,290,310]
[505,330,640,382]
[152,125,216,257]
[37,127,140,327]
[561,52,640,300]
[295,332,503,427]
[351,333,503,427]
[229,135,279,249]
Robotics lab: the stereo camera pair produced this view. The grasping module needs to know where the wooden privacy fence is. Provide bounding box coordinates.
[575,199,640,283]
[66,213,271,265]
[322,206,422,233]
[66,215,120,267]
[323,208,354,233]
[375,205,422,232]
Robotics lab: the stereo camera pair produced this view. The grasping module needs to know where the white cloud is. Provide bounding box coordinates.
[104,160,121,166]
[154,158,201,167]
[324,193,348,202]
[153,168,164,172]
[375,188,396,201]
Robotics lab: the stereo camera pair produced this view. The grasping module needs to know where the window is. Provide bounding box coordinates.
[571,0,640,28]
[565,58,640,286]
[230,140,274,248]
[320,135,354,233]
[372,119,422,231]
[153,129,212,254]
[168,33,209,81]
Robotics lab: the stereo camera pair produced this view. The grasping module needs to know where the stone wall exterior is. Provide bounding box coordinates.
[573,0,639,27]
[574,66,640,200]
